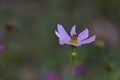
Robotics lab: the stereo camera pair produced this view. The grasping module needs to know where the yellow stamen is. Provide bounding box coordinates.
[70,37,78,44]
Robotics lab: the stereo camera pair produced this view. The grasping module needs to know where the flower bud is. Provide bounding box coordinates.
[72,52,77,58]
[94,40,105,48]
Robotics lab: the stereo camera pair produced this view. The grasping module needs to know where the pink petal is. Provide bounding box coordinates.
[57,24,70,40]
[81,35,96,44]
[55,30,62,39]
[59,39,66,45]
[55,30,70,45]
[70,25,76,36]
[78,28,89,41]
[72,43,81,47]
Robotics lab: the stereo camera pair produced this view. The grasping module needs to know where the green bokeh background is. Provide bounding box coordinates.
[0,0,120,80]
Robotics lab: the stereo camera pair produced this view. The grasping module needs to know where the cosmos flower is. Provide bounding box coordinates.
[55,24,96,46]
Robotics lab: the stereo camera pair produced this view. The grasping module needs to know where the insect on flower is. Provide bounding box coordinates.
[55,24,96,46]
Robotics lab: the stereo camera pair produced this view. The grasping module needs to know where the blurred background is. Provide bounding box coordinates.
[0,0,120,80]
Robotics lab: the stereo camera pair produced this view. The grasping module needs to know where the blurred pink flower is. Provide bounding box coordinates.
[87,17,119,47]
[42,72,60,80]
[75,64,86,76]
[0,77,3,80]
[0,44,4,51]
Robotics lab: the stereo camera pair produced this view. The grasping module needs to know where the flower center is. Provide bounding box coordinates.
[70,34,78,44]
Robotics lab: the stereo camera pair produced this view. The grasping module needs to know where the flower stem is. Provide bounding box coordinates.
[106,72,110,80]
[68,46,74,80]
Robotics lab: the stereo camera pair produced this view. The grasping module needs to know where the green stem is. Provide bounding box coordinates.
[106,72,111,80]
[68,46,74,80]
